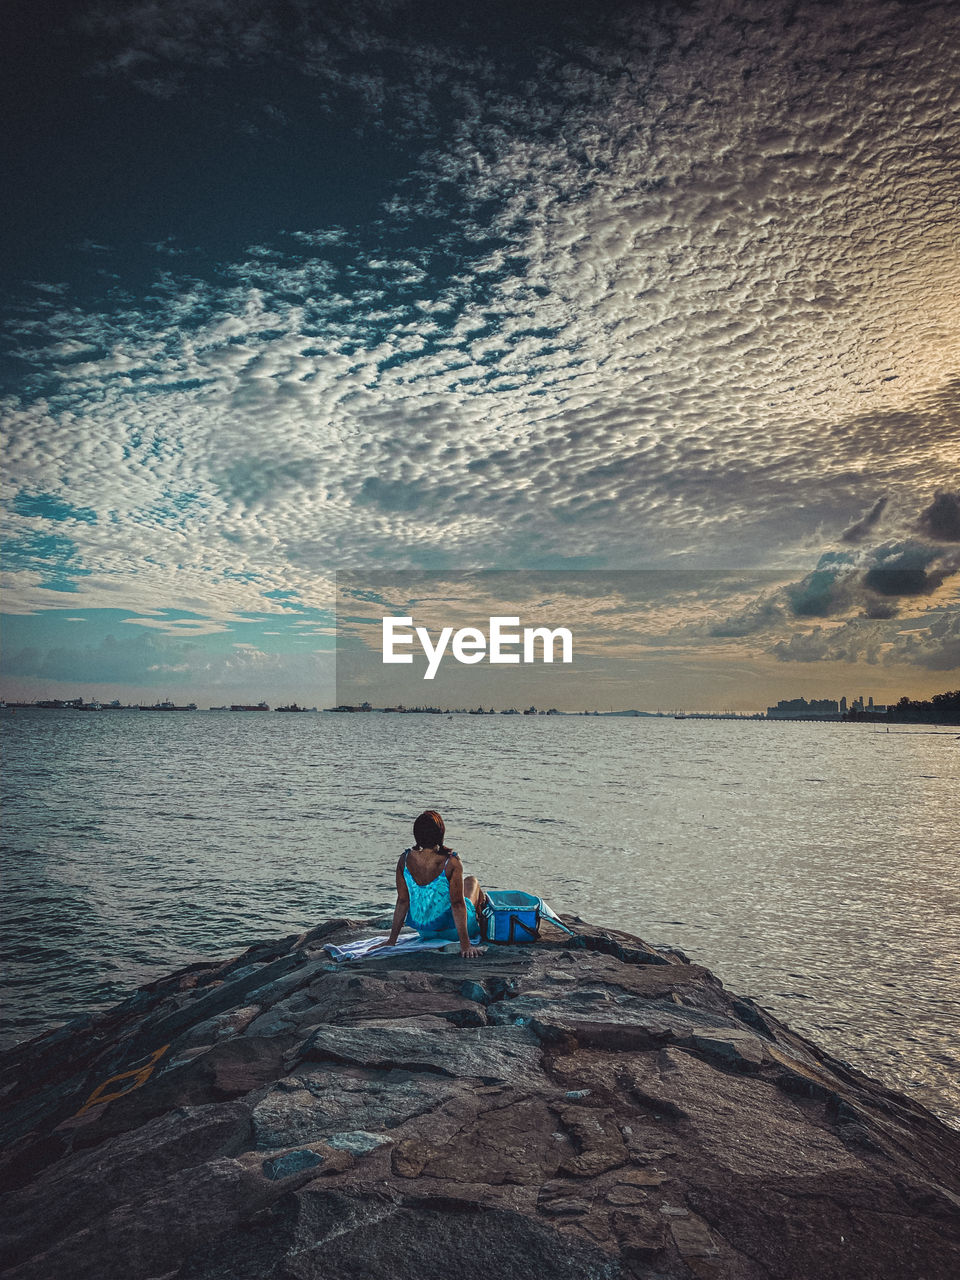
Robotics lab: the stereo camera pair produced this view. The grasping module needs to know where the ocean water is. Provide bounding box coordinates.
[2,708,958,1127]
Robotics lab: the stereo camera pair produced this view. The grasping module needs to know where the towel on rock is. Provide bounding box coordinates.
[324,931,482,961]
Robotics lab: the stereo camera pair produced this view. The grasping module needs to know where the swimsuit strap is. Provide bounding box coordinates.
[402,848,458,883]
[405,847,457,863]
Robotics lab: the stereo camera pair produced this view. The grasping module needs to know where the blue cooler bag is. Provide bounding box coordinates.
[480,890,576,944]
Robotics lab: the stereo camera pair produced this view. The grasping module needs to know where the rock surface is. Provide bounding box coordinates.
[1,917,959,1279]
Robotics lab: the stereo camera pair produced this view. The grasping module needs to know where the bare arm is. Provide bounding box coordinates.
[381,856,410,947]
[447,859,482,959]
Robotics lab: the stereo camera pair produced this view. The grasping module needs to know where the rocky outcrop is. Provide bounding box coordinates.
[1,917,958,1279]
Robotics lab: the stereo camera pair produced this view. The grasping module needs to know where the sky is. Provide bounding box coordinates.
[1,0,958,710]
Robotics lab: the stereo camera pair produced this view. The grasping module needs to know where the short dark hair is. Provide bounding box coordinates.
[413,810,448,852]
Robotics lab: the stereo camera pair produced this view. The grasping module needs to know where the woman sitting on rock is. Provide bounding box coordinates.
[380,810,487,959]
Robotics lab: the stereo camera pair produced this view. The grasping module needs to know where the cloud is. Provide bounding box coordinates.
[862,598,899,621]
[862,542,955,598]
[841,496,888,544]
[773,540,959,623]
[890,609,960,672]
[917,490,960,542]
[771,621,886,666]
[1,631,202,685]
[3,0,960,640]
[785,554,860,618]
[121,616,235,637]
[706,596,786,638]
[1,624,334,695]
[770,608,960,673]
[675,539,959,663]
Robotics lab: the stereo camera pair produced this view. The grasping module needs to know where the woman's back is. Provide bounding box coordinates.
[402,847,456,930]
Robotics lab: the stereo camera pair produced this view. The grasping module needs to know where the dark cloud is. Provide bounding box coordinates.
[863,566,946,596]
[697,540,958,661]
[785,554,859,617]
[862,598,899,620]
[917,491,960,542]
[862,542,950,597]
[841,495,887,544]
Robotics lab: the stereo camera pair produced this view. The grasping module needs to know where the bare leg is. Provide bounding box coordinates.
[463,875,488,910]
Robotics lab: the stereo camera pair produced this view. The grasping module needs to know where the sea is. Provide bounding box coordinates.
[1,708,958,1128]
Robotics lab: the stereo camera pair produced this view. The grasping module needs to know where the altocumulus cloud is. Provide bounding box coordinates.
[2,0,959,671]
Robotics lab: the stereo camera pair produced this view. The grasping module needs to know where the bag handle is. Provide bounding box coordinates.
[507,914,540,943]
[538,899,577,937]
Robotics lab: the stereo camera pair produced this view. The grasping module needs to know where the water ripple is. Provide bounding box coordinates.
[1,708,957,1128]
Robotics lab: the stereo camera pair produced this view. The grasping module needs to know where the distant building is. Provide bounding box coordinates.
[839,696,847,713]
[766,697,840,718]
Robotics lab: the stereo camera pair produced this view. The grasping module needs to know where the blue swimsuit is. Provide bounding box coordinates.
[402,849,480,942]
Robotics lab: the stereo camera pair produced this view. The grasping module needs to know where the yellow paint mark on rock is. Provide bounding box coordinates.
[76,1044,169,1116]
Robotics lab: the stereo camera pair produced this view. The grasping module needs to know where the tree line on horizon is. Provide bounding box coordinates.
[848,689,960,725]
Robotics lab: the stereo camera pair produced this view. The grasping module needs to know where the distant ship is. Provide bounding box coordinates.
[276,703,309,712]
[139,700,198,711]
[230,702,270,711]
